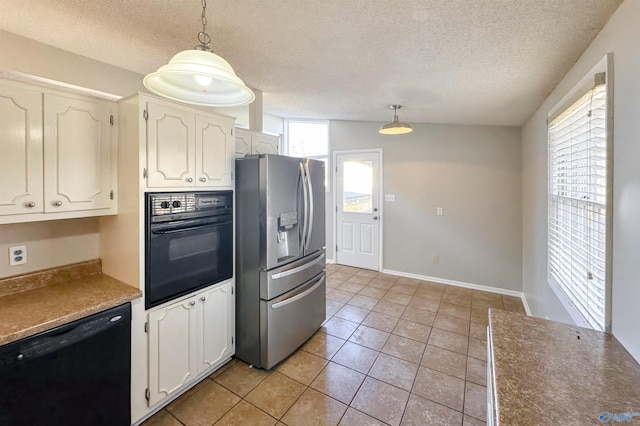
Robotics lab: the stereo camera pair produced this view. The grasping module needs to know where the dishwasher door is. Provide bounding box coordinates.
[0,303,131,426]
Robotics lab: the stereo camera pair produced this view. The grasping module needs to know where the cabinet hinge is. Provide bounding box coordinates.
[144,322,149,333]
[110,190,114,200]
[143,168,148,179]
[145,388,150,401]
[110,115,114,126]
[143,110,148,121]
[231,336,234,344]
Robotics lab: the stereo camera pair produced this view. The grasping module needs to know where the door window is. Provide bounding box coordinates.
[342,160,373,213]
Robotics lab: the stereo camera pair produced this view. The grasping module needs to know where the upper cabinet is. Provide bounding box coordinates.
[235,128,280,158]
[0,81,117,224]
[145,98,235,188]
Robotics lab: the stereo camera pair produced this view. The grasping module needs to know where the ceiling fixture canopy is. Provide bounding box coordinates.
[379,105,413,135]
[143,0,254,107]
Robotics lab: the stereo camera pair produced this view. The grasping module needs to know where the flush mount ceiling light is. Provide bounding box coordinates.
[379,105,413,135]
[143,0,255,107]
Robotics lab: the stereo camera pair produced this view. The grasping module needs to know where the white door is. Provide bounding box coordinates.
[198,281,234,373]
[335,151,381,270]
[195,114,234,187]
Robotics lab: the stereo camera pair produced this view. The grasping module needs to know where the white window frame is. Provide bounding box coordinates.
[284,119,330,191]
[546,54,613,332]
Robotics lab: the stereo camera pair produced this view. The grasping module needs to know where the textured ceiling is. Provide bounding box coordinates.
[0,0,622,125]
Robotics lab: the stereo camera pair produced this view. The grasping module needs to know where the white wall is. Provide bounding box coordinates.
[522,0,640,361]
[329,121,522,292]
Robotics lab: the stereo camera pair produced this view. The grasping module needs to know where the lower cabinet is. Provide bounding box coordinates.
[147,281,234,407]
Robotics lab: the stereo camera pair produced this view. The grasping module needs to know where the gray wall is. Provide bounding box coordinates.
[522,0,640,361]
[328,121,522,292]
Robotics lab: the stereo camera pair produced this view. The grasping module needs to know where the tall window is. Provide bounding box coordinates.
[285,120,329,188]
[547,70,610,331]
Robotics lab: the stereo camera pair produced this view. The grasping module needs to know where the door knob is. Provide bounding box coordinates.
[373,207,378,212]
[373,216,378,220]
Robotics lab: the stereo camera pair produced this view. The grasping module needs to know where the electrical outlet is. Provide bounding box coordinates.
[432,255,439,264]
[436,207,443,216]
[9,245,27,266]
[385,194,396,202]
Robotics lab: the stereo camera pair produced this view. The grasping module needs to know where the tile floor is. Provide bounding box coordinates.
[143,264,525,426]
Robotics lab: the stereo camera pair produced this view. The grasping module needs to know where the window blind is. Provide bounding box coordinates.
[547,75,608,331]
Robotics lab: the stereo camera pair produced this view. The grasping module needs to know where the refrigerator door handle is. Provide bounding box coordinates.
[300,162,309,251]
[304,161,314,251]
[271,274,324,309]
[270,251,325,279]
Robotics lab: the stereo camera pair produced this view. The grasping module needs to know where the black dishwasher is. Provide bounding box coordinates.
[0,303,131,426]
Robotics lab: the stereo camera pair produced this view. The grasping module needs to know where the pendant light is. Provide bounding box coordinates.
[379,105,413,135]
[143,0,255,107]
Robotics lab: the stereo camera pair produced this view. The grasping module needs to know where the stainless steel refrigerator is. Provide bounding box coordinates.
[235,154,326,369]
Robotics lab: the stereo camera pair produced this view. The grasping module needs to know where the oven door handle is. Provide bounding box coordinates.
[151,221,232,235]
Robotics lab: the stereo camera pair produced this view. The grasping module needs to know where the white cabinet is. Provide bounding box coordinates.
[147,281,234,407]
[0,81,117,223]
[145,98,234,188]
[235,128,280,157]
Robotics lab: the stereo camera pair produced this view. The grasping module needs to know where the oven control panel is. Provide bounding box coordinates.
[148,191,232,220]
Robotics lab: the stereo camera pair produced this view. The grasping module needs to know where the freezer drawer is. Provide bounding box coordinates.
[260,272,325,369]
[260,250,325,300]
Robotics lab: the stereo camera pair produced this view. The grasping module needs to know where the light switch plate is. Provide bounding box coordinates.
[9,245,27,266]
[385,194,396,202]
[437,207,443,216]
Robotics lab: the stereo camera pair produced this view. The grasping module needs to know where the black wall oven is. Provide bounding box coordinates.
[145,191,233,309]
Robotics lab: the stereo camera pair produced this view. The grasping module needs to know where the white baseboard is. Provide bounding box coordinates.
[325,258,335,264]
[521,294,532,316]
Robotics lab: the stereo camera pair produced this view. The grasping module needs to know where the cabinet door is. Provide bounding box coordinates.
[198,281,234,373]
[146,102,195,188]
[0,84,43,215]
[195,115,234,187]
[43,94,113,212]
[148,297,199,407]
[235,128,252,158]
[251,133,280,155]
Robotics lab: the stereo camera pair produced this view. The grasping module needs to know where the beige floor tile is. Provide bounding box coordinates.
[362,311,400,332]
[348,325,390,351]
[347,275,374,286]
[467,338,487,361]
[372,300,407,317]
[213,400,276,426]
[401,307,436,326]
[355,269,379,278]
[420,345,467,380]
[392,319,431,343]
[332,341,379,374]
[367,279,395,290]
[347,294,380,310]
[302,332,346,360]
[389,283,418,296]
[165,378,203,411]
[358,286,388,299]
[326,278,343,289]
[351,377,409,426]
[469,322,487,341]
[339,408,386,426]
[169,380,241,426]
[464,382,487,421]
[470,308,489,325]
[141,410,182,426]
[443,286,473,296]
[396,277,422,287]
[368,353,418,391]
[245,372,306,419]
[337,281,366,294]
[412,367,465,411]
[310,361,366,404]
[464,414,487,425]
[419,281,446,291]
[326,299,345,316]
[502,296,525,313]
[281,388,347,426]
[472,290,502,301]
[329,271,354,281]
[214,361,271,397]
[428,328,469,355]
[276,350,328,385]
[438,303,471,321]
[441,292,472,308]
[321,316,359,339]
[401,393,463,426]
[327,289,355,303]
[326,264,341,272]
[472,298,504,310]
[382,292,413,305]
[334,304,370,323]
[466,357,487,386]
[407,296,440,313]
[209,358,238,379]
[377,273,400,282]
[381,334,426,364]
[433,313,470,336]
[415,288,444,301]
[337,266,360,275]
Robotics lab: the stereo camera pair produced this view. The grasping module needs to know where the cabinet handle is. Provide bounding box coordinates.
[200,296,206,302]
[53,200,62,207]
[199,177,206,182]
[189,301,196,306]
[26,201,36,208]
[186,177,194,183]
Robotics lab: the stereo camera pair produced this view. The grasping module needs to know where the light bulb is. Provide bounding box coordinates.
[194,74,213,87]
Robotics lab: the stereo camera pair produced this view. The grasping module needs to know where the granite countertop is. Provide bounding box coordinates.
[0,260,142,345]
[488,309,640,425]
